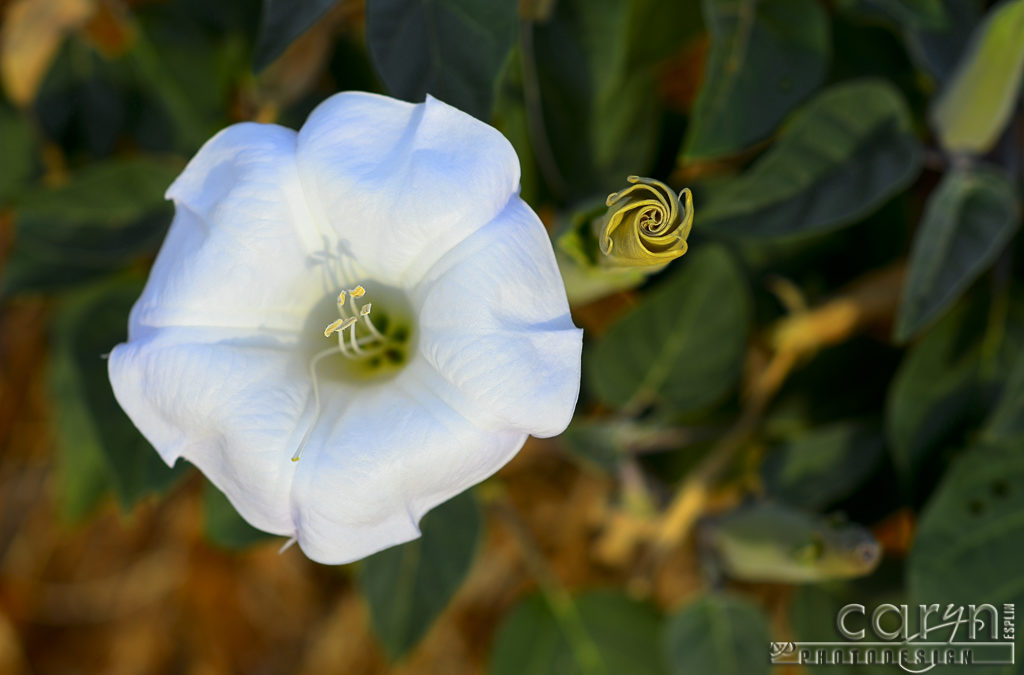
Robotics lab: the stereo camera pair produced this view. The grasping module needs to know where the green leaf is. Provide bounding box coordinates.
[858,0,949,29]
[982,349,1024,443]
[490,590,665,675]
[0,105,36,205]
[887,301,982,483]
[365,0,517,121]
[886,295,1024,492]
[585,245,751,413]
[699,79,921,238]
[663,593,772,675]
[906,0,983,83]
[909,443,1024,634]
[203,479,277,550]
[129,11,246,152]
[50,278,188,514]
[360,490,481,660]
[762,421,886,510]
[932,0,1024,154]
[3,157,180,296]
[527,0,702,197]
[18,157,181,224]
[683,0,830,160]
[253,0,337,71]
[895,166,1020,341]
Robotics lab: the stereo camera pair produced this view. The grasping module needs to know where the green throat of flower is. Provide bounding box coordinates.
[292,284,414,463]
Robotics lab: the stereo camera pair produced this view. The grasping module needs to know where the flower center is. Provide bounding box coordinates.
[292,283,415,462]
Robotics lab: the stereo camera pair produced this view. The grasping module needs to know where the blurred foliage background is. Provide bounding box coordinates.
[0,0,1022,673]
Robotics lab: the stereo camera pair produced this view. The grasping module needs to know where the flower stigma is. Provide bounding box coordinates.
[292,284,412,462]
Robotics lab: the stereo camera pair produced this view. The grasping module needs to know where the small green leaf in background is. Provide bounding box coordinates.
[360,489,481,660]
[931,0,1024,154]
[586,245,751,414]
[203,479,277,550]
[253,0,337,71]
[366,0,517,121]
[51,278,188,518]
[699,79,921,238]
[886,295,1024,494]
[761,421,886,511]
[909,443,1024,624]
[490,590,665,675]
[857,0,949,30]
[0,105,37,205]
[662,593,772,675]
[683,0,830,161]
[982,349,1024,443]
[895,165,1020,341]
[905,0,983,84]
[2,156,181,296]
[527,0,702,197]
[887,300,982,485]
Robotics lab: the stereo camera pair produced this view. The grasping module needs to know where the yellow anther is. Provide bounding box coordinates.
[337,290,347,306]
[324,316,357,337]
[350,286,366,298]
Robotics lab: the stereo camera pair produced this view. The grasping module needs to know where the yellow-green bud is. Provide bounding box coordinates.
[595,176,694,267]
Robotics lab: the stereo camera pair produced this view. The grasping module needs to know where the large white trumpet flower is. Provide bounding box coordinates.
[108,92,582,564]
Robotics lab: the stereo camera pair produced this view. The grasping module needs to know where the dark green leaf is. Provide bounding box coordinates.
[32,38,131,157]
[0,105,36,205]
[858,0,948,29]
[886,295,1024,493]
[18,157,181,224]
[129,13,246,151]
[360,489,481,660]
[762,421,886,510]
[527,0,702,197]
[895,166,1020,341]
[203,479,277,550]
[490,590,665,675]
[3,157,180,296]
[700,79,921,238]
[586,245,751,413]
[50,278,188,513]
[683,0,830,160]
[366,0,517,120]
[663,593,772,675]
[982,348,1024,443]
[253,0,337,71]
[909,443,1024,647]
[906,0,983,83]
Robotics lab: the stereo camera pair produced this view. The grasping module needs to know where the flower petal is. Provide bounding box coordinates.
[414,197,583,438]
[134,122,328,335]
[290,359,525,564]
[295,92,521,286]
[108,327,312,535]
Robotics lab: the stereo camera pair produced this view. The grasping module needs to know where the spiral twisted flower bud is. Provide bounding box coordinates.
[596,175,694,267]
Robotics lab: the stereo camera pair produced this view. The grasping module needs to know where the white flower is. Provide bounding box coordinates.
[108,92,582,564]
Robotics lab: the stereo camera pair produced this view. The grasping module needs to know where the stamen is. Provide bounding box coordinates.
[323,316,357,337]
[350,285,365,298]
[336,290,347,309]
[360,303,372,316]
[348,319,364,355]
